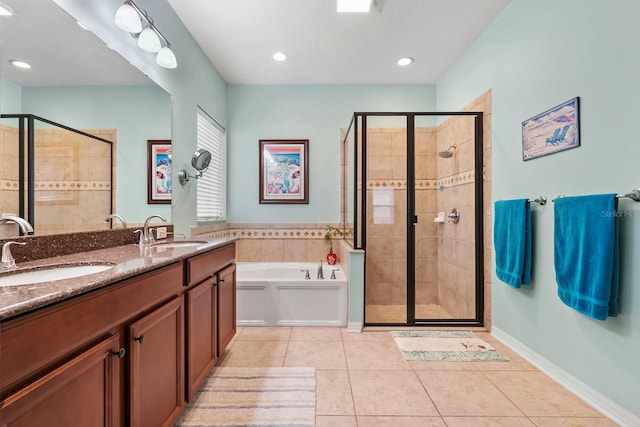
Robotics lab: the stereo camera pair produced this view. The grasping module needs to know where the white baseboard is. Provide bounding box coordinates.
[346,322,363,333]
[492,326,640,427]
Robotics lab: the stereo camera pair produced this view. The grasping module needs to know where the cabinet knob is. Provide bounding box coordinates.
[113,348,126,359]
[219,278,225,283]
[134,335,145,343]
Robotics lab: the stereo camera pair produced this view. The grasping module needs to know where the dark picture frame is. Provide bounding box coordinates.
[522,97,580,161]
[259,139,309,204]
[147,140,172,204]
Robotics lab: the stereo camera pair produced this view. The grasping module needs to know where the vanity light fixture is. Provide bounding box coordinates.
[0,2,15,16]
[337,0,372,12]
[397,57,414,66]
[10,60,31,69]
[273,52,288,61]
[114,0,177,69]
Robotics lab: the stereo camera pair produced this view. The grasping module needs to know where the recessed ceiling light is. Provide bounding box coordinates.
[337,0,371,13]
[10,60,31,69]
[273,52,288,61]
[397,57,414,66]
[0,2,15,16]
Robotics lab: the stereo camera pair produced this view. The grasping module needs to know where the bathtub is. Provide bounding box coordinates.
[236,262,348,327]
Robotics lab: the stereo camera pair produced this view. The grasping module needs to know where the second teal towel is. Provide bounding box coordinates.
[554,194,619,320]
[494,199,532,288]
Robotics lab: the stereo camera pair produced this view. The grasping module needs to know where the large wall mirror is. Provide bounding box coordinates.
[0,0,172,237]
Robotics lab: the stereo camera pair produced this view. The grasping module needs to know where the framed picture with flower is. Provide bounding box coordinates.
[259,139,309,204]
[147,140,172,204]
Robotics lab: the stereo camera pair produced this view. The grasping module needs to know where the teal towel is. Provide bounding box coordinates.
[494,199,532,288]
[554,194,619,320]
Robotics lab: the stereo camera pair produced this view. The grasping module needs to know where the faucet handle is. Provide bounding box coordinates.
[1,241,26,269]
[330,269,339,280]
[300,269,310,280]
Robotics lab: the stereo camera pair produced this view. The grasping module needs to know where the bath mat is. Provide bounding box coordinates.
[174,367,316,426]
[390,331,508,362]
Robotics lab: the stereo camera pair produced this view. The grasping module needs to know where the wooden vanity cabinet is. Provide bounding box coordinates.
[217,263,237,357]
[129,297,184,427]
[184,243,235,401]
[185,276,217,401]
[0,334,121,427]
[0,262,183,427]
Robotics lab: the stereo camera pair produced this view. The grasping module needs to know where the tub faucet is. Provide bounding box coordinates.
[317,260,324,280]
[104,214,127,229]
[0,215,34,235]
[300,269,310,280]
[330,269,339,280]
[139,214,167,245]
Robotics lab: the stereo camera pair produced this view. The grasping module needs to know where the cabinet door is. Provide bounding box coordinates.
[186,276,217,401]
[217,264,236,357]
[0,335,121,427]
[130,297,184,427]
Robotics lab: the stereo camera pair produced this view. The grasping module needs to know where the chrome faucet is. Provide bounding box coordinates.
[317,260,324,280]
[0,215,34,235]
[104,214,127,229]
[331,269,339,280]
[300,269,310,280]
[1,241,26,269]
[138,214,167,245]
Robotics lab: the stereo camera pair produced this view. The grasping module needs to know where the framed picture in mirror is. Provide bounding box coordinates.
[148,140,172,204]
[259,139,309,204]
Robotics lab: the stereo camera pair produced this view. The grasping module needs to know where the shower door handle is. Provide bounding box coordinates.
[412,215,418,225]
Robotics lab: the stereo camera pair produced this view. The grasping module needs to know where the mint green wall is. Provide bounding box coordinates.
[437,0,640,418]
[22,85,171,222]
[0,79,22,113]
[227,84,436,222]
[55,0,228,235]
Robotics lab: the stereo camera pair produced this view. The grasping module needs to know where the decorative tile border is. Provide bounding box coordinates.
[365,172,474,191]
[0,180,110,191]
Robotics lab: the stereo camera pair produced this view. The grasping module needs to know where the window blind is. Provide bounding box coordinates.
[196,110,226,221]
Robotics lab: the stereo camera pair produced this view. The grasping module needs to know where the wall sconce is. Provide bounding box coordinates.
[114,0,177,69]
[179,149,212,185]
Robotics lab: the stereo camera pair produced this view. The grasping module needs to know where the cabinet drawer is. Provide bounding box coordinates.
[186,243,235,287]
[0,262,183,396]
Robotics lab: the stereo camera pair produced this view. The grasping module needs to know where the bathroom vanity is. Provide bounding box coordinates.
[0,238,236,427]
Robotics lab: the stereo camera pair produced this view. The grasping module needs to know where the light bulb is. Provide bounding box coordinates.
[138,27,161,52]
[114,2,142,33]
[156,46,177,69]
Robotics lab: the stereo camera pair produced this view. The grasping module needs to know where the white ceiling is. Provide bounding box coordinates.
[168,0,511,85]
[1,0,511,88]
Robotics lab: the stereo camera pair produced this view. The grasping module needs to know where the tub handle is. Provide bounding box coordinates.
[300,269,310,280]
[331,269,339,280]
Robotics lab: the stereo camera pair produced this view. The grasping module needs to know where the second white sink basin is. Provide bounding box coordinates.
[0,264,114,287]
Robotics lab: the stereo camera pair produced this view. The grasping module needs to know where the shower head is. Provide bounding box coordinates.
[438,144,457,158]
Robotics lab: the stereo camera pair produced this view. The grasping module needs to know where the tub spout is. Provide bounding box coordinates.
[301,269,310,280]
[317,260,324,280]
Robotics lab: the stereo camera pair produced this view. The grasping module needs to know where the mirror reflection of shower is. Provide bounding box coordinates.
[438,144,457,158]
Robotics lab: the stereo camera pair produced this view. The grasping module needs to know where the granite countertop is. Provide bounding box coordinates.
[0,237,236,321]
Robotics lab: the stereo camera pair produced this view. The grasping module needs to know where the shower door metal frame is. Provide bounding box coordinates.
[351,111,484,327]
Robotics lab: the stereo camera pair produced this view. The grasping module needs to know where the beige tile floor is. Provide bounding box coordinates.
[365,304,454,324]
[218,327,618,426]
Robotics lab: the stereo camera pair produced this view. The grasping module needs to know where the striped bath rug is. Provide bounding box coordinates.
[174,367,316,426]
[390,331,508,362]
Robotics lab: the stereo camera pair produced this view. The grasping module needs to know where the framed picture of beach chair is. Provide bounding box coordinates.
[522,97,580,161]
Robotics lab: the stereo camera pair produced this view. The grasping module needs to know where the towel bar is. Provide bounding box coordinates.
[552,188,640,202]
[528,196,547,205]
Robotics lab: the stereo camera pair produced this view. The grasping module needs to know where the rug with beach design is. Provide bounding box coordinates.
[174,367,316,426]
[390,330,508,362]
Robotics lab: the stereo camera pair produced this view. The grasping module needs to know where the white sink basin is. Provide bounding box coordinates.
[0,264,114,287]
[152,241,207,248]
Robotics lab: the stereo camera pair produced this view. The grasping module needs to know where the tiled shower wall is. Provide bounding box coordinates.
[362,90,492,327]
[0,124,116,236]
